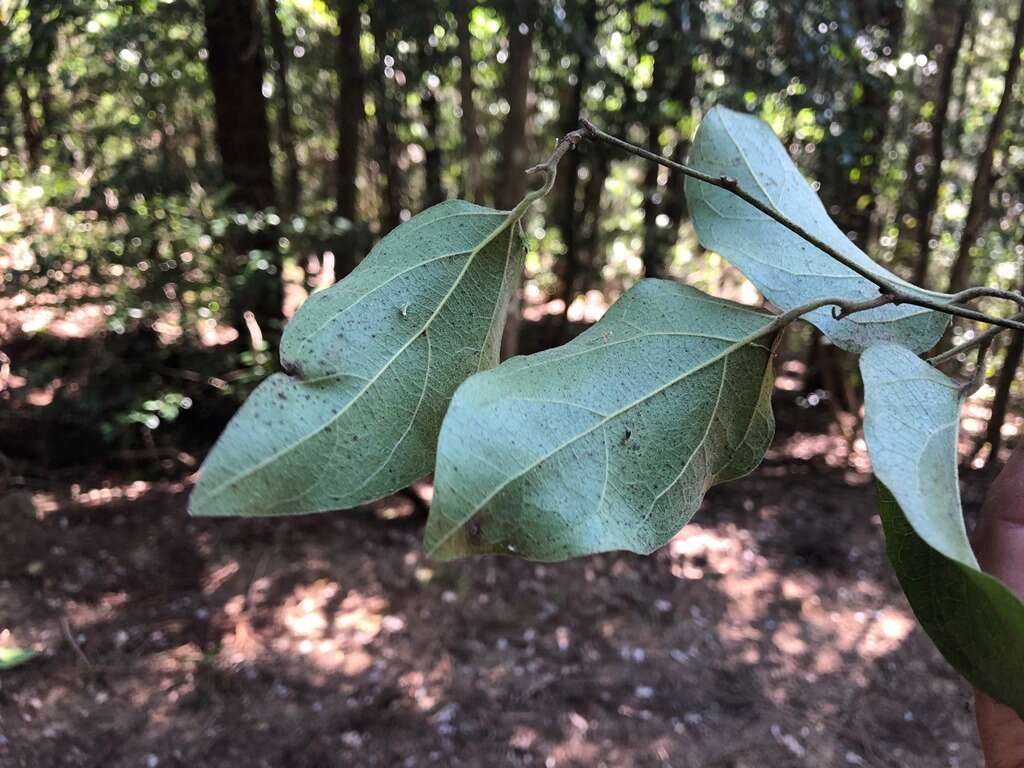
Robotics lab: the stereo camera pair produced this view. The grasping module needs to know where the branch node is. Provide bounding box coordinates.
[832,293,895,320]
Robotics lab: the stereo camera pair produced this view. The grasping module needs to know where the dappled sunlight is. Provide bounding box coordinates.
[1,464,988,766]
[3,0,1020,761]
[565,289,611,323]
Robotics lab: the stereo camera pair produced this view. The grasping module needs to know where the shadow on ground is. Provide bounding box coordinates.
[0,427,983,767]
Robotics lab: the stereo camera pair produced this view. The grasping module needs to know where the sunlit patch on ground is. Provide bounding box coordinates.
[0,370,1000,767]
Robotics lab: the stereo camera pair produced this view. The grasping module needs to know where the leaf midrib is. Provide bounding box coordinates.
[196,212,521,508]
[428,325,773,554]
[704,111,949,319]
[290,209,509,363]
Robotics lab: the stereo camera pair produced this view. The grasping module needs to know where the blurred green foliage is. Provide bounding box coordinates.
[1,0,1022,472]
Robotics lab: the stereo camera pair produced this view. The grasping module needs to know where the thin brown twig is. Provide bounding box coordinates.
[502,128,591,223]
[61,616,93,669]
[960,336,995,397]
[831,293,894,319]
[929,312,1024,364]
[948,286,1024,312]
[577,119,1024,335]
[523,128,590,191]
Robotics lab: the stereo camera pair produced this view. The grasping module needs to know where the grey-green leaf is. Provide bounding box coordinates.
[686,106,949,353]
[190,199,525,517]
[425,279,777,561]
[862,343,1024,717]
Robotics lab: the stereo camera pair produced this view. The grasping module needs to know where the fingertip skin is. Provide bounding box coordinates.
[976,441,1024,600]
[974,440,1024,760]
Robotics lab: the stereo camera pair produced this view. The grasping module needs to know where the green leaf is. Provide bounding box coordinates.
[0,646,37,670]
[426,279,777,561]
[190,200,525,517]
[862,343,1024,717]
[686,106,949,353]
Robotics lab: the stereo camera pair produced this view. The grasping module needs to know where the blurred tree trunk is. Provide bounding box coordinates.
[640,7,671,278]
[417,25,446,208]
[191,108,213,170]
[820,0,904,248]
[203,0,282,335]
[892,0,971,286]
[577,148,610,293]
[556,0,596,316]
[16,83,43,170]
[25,1,58,158]
[335,0,365,231]
[455,0,482,200]
[641,0,703,276]
[422,85,445,206]
[979,328,1024,471]
[497,0,538,359]
[947,0,1024,294]
[948,20,978,160]
[267,0,301,214]
[369,7,403,234]
[660,3,702,241]
[909,1,970,286]
[203,0,277,209]
[495,1,536,211]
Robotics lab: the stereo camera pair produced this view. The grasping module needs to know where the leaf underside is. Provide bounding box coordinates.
[190,200,525,517]
[686,106,949,353]
[426,279,777,561]
[862,344,1024,717]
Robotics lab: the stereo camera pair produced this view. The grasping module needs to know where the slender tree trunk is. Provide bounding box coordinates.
[267,0,301,213]
[910,4,971,285]
[661,1,702,239]
[577,149,610,294]
[892,1,972,286]
[369,7,403,233]
[417,28,446,208]
[640,120,664,277]
[554,81,582,312]
[203,0,277,209]
[497,0,538,359]
[25,1,57,160]
[820,1,904,247]
[202,0,281,334]
[335,0,365,228]
[556,0,594,314]
[422,85,445,206]
[981,330,1024,471]
[455,0,482,200]
[640,11,670,278]
[948,19,978,159]
[16,83,43,170]
[947,0,1024,294]
[495,0,536,211]
[641,0,703,275]
[191,108,212,169]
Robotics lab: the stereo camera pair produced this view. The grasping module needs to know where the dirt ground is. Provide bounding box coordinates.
[0,396,992,768]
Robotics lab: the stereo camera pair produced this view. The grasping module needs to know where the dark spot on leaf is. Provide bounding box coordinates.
[282,360,305,379]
